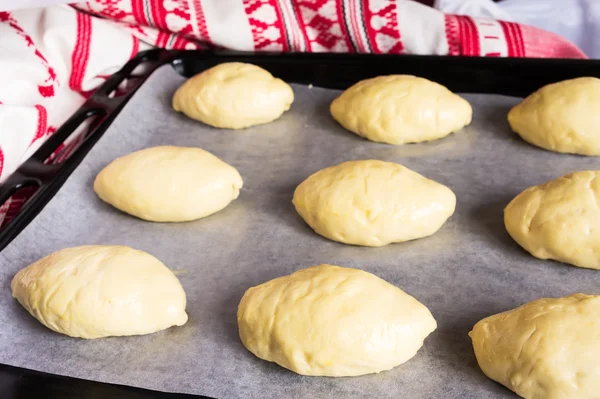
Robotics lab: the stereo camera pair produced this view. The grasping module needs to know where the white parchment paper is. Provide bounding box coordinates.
[1,65,599,398]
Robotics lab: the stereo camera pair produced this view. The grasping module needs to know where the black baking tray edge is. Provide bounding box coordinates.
[1,49,600,398]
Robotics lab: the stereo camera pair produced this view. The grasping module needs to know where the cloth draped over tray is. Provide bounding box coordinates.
[0,0,586,226]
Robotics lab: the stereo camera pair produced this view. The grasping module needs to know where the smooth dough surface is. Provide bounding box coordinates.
[508,77,600,155]
[94,146,243,222]
[172,62,294,129]
[470,294,600,399]
[238,264,437,377]
[11,245,188,339]
[293,160,456,247]
[330,75,472,145]
[504,170,600,269]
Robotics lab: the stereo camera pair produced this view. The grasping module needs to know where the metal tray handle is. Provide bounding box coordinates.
[0,50,172,251]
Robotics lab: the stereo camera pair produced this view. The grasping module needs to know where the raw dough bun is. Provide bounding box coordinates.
[293,160,456,247]
[330,75,472,145]
[238,264,436,376]
[172,62,294,129]
[94,146,243,222]
[470,294,600,399]
[11,245,188,339]
[504,170,600,269]
[508,77,600,155]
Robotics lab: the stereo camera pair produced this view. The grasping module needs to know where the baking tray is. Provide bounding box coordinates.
[3,50,600,251]
[1,50,600,399]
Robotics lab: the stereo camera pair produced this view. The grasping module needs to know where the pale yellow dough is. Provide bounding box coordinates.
[504,170,600,269]
[293,160,456,247]
[11,245,188,339]
[508,77,600,155]
[94,146,243,222]
[330,75,472,145]
[172,62,294,129]
[238,264,436,377]
[470,294,600,399]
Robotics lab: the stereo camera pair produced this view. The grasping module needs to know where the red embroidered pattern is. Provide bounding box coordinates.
[277,0,305,51]
[0,12,58,98]
[30,105,48,145]
[130,35,140,59]
[445,15,480,56]
[191,0,210,41]
[363,0,403,53]
[461,16,480,56]
[444,14,460,56]
[244,0,288,51]
[74,1,202,49]
[343,0,363,52]
[295,0,351,52]
[87,0,133,21]
[131,0,150,25]
[70,13,93,93]
[499,20,525,58]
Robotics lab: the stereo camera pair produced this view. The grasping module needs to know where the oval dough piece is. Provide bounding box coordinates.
[172,62,294,129]
[293,160,456,247]
[238,264,436,377]
[470,294,600,399]
[94,146,243,222]
[508,77,600,155]
[330,75,472,145]
[504,170,600,269]
[11,245,188,339]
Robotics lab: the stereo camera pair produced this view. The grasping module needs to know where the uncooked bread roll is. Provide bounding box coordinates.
[508,77,600,155]
[94,146,243,222]
[238,264,436,376]
[11,245,188,339]
[172,62,294,129]
[330,75,472,145]
[470,294,600,399]
[504,170,600,270]
[293,160,456,247]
